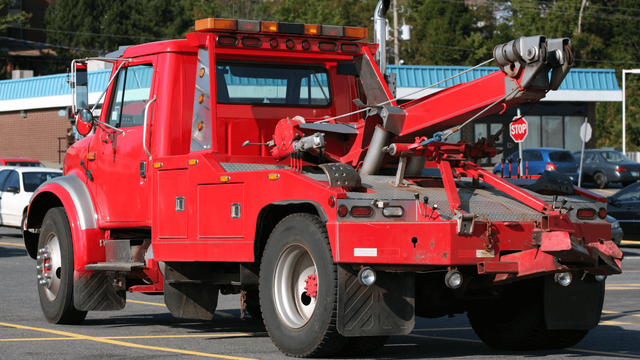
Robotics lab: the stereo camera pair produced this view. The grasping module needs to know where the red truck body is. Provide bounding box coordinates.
[24,15,622,357]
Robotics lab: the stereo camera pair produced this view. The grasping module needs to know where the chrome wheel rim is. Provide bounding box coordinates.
[36,234,62,301]
[273,244,317,329]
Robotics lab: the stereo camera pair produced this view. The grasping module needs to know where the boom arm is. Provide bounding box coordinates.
[393,36,572,142]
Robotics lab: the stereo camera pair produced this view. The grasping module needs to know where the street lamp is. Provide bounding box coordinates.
[622,69,640,154]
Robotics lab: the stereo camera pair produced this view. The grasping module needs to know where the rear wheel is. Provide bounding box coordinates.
[594,172,607,189]
[260,213,347,357]
[468,280,587,350]
[36,207,87,324]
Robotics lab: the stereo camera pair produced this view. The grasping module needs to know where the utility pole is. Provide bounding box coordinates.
[394,0,399,65]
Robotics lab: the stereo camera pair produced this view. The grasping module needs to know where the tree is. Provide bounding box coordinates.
[43,0,193,74]
[0,0,30,79]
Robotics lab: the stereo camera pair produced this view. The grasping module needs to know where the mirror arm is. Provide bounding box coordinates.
[91,60,129,114]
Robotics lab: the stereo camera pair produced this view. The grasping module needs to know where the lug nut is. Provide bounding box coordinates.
[44,263,52,269]
[36,265,43,271]
[39,280,48,286]
[44,273,52,279]
[37,274,43,280]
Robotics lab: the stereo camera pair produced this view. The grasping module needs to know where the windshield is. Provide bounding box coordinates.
[22,172,62,192]
[601,151,633,162]
[216,63,331,107]
[6,162,44,167]
[548,151,576,163]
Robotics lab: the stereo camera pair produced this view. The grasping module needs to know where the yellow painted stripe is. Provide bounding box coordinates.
[126,299,235,318]
[406,333,482,343]
[409,328,640,358]
[412,327,473,332]
[600,320,638,326]
[621,240,639,245]
[0,322,258,360]
[568,348,640,358]
[0,337,77,342]
[0,333,268,342]
[0,242,25,247]
[606,287,640,290]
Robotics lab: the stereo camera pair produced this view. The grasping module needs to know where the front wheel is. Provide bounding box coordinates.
[594,172,607,189]
[260,213,347,357]
[36,207,87,324]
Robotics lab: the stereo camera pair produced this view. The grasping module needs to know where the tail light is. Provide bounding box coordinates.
[546,163,557,171]
[576,208,596,219]
[598,208,607,219]
[350,206,373,217]
[616,166,627,172]
[338,205,348,217]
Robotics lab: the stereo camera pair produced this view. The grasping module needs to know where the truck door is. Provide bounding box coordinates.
[92,59,157,225]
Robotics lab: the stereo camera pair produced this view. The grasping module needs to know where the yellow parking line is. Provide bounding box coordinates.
[413,327,473,331]
[126,299,235,318]
[407,333,482,343]
[0,242,25,247]
[600,320,639,326]
[0,333,268,342]
[0,321,258,359]
[408,328,640,358]
[621,240,639,245]
[568,348,640,358]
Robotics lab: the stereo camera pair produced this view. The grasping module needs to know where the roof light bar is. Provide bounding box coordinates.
[238,20,261,32]
[196,18,236,32]
[195,18,368,40]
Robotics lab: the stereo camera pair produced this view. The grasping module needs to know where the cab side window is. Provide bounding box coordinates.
[108,65,153,128]
[2,171,19,191]
[0,170,11,190]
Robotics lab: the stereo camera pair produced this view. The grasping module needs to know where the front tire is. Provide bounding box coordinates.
[260,213,347,357]
[594,172,607,189]
[36,207,87,324]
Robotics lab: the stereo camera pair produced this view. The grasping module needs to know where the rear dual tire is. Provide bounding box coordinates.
[260,214,348,357]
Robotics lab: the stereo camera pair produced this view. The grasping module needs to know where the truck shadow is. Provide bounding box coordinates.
[0,245,27,258]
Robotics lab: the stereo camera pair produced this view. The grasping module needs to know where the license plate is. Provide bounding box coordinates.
[632,171,639,176]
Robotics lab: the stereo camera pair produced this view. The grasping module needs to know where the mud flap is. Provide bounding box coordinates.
[163,262,219,320]
[74,270,126,311]
[337,264,415,336]
[544,274,605,330]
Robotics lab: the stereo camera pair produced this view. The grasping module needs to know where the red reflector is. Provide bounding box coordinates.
[301,40,311,51]
[340,43,360,53]
[318,42,337,51]
[350,206,373,217]
[616,167,627,172]
[241,36,261,47]
[577,208,596,219]
[546,163,557,171]
[328,196,336,208]
[598,208,607,219]
[285,39,295,50]
[269,38,279,49]
[338,205,348,217]
[217,35,238,46]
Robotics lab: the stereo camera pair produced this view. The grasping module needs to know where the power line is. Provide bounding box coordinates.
[9,26,169,41]
[1,36,101,53]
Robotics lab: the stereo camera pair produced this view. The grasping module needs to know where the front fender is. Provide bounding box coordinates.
[25,174,103,268]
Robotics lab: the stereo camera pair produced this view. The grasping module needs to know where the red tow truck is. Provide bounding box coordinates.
[25,2,622,357]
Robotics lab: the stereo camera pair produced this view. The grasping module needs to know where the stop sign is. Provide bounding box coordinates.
[510,117,528,143]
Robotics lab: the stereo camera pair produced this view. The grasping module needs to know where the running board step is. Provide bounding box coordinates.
[85,262,145,271]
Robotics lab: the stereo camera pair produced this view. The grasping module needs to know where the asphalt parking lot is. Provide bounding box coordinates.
[1,228,639,359]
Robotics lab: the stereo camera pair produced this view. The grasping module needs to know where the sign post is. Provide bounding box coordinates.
[510,109,528,176]
[578,118,592,187]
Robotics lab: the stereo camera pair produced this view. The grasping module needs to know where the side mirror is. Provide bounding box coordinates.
[75,109,94,136]
[75,63,89,111]
[6,186,19,193]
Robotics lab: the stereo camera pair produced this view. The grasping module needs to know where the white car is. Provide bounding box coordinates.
[0,167,62,230]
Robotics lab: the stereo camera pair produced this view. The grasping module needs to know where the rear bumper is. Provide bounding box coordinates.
[328,220,622,282]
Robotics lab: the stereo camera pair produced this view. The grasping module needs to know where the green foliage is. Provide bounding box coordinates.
[0,0,30,79]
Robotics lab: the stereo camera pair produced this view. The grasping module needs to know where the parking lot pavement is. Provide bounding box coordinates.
[1,216,639,359]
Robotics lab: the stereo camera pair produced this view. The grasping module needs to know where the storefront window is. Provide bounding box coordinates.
[521,115,541,149]
[564,116,584,153]
[542,116,563,148]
